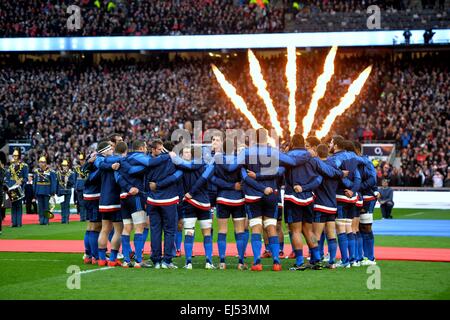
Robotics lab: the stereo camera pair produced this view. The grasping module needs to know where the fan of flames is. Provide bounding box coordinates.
[211,46,372,144]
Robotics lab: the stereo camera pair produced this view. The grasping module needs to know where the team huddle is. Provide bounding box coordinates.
[78,128,378,271]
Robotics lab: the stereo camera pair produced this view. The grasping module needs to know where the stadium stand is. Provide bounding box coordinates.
[0,0,448,37]
[0,50,448,187]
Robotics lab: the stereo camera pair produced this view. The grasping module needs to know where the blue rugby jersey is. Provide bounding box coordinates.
[178,161,215,211]
[126,153,179,206]
[82,161,101,201]
[328,150,362,204]
[311,157,343,214]
[225,144,310,203]
[210,155,245,206]
[284,148,322,206]
[359,155,379,202]
[94,154,122,213]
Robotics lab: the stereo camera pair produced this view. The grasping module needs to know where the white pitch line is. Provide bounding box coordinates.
[403,212,425,217]
[80,266,114,275]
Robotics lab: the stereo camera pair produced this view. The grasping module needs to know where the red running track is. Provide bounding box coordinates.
[3,214,81,225]
[0,239,449,262]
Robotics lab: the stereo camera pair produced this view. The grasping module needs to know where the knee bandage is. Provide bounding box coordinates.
[345,218,353,226]
[199,219,212,229]
[183,217,197,229]
[131,210,146,225]
[263,218,277,228]
[360,213,373,224]
[122,218,133,225]
[336,219,346,227]
[249,217,263,228]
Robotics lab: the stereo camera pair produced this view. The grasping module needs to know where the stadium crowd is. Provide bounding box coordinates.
[0,50,449,188]
[0,0,284,37]
[0,0,448,37]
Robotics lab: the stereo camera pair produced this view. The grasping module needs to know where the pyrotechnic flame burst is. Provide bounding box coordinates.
[248,49,283,138]
[316,65,373,139]
[212,47,372,142]
[286,45,297,136]
[302,46,337,138]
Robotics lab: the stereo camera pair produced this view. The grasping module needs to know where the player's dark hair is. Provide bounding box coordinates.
[97,141,111,152]
[290,134,305,149]
[132,140,146,151]
[151,139,163,149]
[344,140,356,152]
[115,141,128,154]
[354,141,362,153]
[332,135,345,150]
[108,133,121,144]
[317,144,329,159]
[163,141,174,152]
[306,136,321,148]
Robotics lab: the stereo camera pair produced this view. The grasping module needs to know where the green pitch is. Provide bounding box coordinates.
[0,252,449,300]
[0,208,449,300]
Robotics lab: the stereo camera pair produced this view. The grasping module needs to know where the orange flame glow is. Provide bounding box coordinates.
[316,65,373,139]
[286,46,297,136]
[248,50,283,138]
[302,46,337,138]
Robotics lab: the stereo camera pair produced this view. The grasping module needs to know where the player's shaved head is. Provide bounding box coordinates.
[132,140,146,151]
[317,144,329,159]
[151,139,163,149]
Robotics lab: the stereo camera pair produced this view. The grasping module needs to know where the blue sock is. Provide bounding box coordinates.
[280,241,284,253]
[319,232,326,258]
[268,236,280,264]
[108,229,114,242]
[134,233,143,263]
[327,237,337,264]
[110,249,118,262]
[310,247,321,264]
[121,235,131,263]
[84,231,91,257]
[184,234,194,264]
[251,233,262,265]
[289,231,293,252]
[175,231,183,251]
[204,235,213,264]
[337,233,349,264]
[295,249,304,266]
[217,233,227,263]
[356,232,363,261]
[243,229,249,255]
[143,227,149,242]
[89,231,99,259]
[99,248,107,261]
[236,232,245,264]
[347,233,356,262]
[368,231,375,261]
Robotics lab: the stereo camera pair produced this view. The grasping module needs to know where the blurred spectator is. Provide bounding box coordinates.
[379,179,394,219]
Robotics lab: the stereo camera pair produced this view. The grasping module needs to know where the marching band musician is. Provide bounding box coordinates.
[0,153,7,235]
[33,156,57,225]
[5,149,28,227]
[74,154,88,222]
[57,160,76,224]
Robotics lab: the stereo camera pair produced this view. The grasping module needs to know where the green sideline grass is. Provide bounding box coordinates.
[0,252,449,300]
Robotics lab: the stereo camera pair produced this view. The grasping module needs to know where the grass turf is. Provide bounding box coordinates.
[0,252,449,300]
[2,208,450,248]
